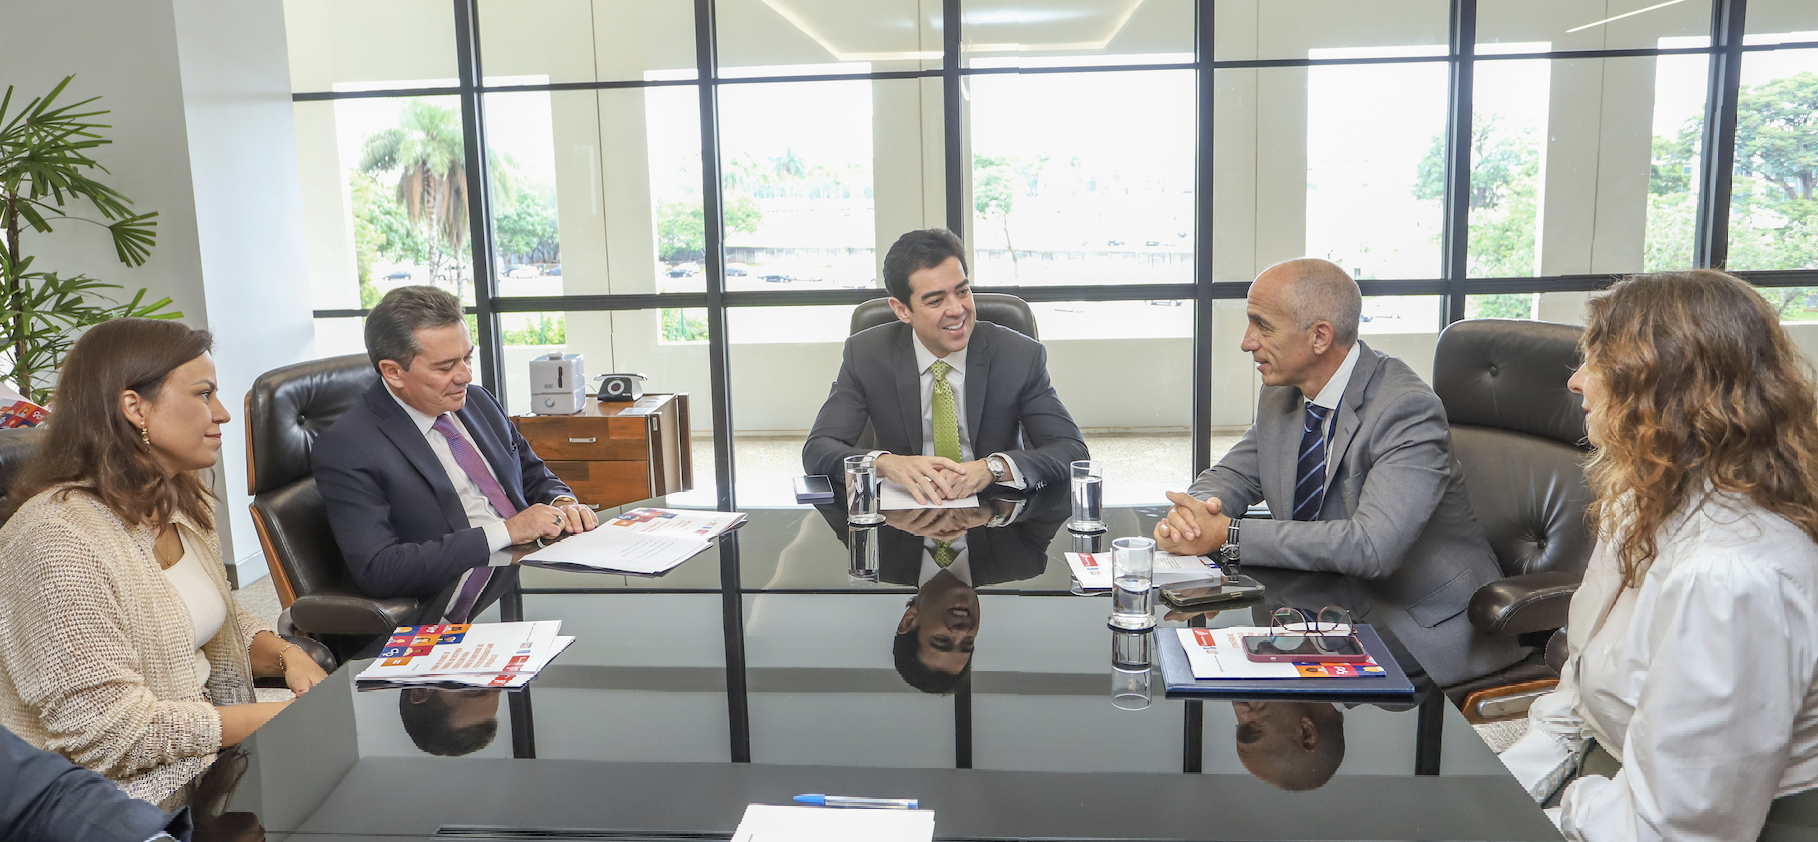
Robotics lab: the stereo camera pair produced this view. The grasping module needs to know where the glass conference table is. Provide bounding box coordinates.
[198,485,1560,841]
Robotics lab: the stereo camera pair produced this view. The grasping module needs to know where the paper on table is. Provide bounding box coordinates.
[1175,626,1381,680]
[520,526,710,574]
[731,805,934,842]
[1065,551,1221,589]
[879,479,979,510]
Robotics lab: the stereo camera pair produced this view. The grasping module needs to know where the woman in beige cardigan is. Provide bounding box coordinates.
[0,318,327,807]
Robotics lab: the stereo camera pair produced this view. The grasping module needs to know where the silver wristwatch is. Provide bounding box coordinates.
[986,454,1009,482]
[1217,518,1242,576]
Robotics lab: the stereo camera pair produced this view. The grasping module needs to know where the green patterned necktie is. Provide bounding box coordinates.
[929,359,961,463]
[934,540,955,568]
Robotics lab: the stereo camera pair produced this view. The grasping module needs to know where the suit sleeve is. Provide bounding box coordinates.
[0,726,190,842]
[473,387,571,506]
[1239,390,1451,580]
[802,339,874,479]
[314,431,491,599]
[1188,421,1266,513]
[997,344,1088,488]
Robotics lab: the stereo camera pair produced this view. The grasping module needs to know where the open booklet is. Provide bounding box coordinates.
[356,621,571,686]
[520,506,746,575]
[1064,551,1222,590]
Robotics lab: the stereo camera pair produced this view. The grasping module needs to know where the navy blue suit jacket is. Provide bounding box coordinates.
[0,725,189,842]
[314,381,572,599]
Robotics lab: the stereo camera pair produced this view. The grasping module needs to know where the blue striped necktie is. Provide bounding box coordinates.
[1292,402,1332,521]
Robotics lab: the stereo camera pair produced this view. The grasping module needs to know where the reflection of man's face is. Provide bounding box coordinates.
[1231,701,1345,791]
[400,687,503,756]
[897,569,980,674]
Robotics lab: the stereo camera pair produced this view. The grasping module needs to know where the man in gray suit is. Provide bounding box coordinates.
[804,228,1087,503]
[1155,258,1523,687]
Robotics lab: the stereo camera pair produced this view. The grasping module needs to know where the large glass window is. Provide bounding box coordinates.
[967,69,1195,286]
[718,0,941,76]
[1478,0,1711,54]
[962,0,1194,67]
[1725,49,1818,278]
[1214,0,1449,61]
[477,0,696,84]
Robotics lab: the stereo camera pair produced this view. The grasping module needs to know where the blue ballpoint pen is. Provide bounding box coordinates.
[794,793,919,809]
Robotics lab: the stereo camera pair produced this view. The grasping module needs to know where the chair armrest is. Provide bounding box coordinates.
[1544,628,1569,674]
[287,590,419,637]
[1468,570,1581,636]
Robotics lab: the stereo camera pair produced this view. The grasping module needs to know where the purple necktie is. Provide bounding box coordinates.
[443,567,493,624]
[431,414,519,520]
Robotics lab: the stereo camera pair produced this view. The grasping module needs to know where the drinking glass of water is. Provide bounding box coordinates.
[845,455,884,525]
[1069,460,1105,533]
[1108,536,1156,630]
[848,523,881,583]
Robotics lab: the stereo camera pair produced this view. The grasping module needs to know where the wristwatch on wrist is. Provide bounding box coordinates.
[1218,518,1242,577]
[986,454,1009,482]
[550,495,578,506]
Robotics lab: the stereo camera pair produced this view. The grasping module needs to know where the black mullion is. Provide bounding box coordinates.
[292,87,463,101]
[1695,0,1747,269]
[694,0,750,767]
[1192,0,1215,476]
[1440,0,1477,325]
[452,0,503,394]
[944,0,965,235]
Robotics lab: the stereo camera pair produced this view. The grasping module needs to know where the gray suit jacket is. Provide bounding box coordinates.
[1189,342,1523,686]
[802,320,1087,488]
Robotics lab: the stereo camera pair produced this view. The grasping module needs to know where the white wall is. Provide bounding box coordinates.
[0,0,316,584]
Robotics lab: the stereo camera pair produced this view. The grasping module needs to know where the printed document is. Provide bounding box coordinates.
[520,506,745,574]
[1065,551,1222,589]
[879,479,979,510]
[1175,626,1382,680]
[731,805,934,842]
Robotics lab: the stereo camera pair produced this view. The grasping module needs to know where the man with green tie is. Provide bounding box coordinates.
[802,228,1088,505]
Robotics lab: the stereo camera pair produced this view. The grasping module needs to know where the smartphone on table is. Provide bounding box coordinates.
[794,474,835,504]
[1159,575,1266,609]
[1242,633,1369,663]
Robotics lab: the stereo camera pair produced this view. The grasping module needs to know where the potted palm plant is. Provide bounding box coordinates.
[0,75,177,403]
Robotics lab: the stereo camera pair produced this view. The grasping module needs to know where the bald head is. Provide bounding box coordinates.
[1257,259,1362,348]
[1233,701,1346,791]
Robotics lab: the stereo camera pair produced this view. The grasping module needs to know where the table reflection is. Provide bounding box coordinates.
[1232,700,1346,792]
[815,487,1070,694]
[398,687,503,757]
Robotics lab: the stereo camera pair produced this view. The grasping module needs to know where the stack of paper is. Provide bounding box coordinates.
[355,621,573,689]
[1064,550,1223,589]
[732,805,934,842]
[521,507,747,575]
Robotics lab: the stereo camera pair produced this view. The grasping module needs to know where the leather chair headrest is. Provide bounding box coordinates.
[1433,319,1586,447]
[246,354,377,495]
[849,293,1039,340]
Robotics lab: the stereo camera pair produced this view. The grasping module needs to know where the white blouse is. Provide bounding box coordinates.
[1499,493,1818,841]
[161,531,226,686]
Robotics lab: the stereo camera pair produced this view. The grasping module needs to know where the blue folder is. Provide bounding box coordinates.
[1156,623,1418,701]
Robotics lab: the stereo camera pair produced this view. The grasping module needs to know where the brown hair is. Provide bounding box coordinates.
[4,318,217,529]
[1581,269,1818,587]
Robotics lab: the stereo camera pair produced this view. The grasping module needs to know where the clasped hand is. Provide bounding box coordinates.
[873,453,993,505]
[884,505,992,540]
[506,501,600,545]
[1153,491,1229,556]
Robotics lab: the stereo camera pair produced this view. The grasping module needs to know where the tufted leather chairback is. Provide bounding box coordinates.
[246,355,376,496]
[1433,319,1595,580]
[0,427,46,520]
[245,355,378,609]
[849,293,1039,340]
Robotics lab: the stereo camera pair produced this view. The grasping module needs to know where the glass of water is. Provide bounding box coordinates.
[1068,460,1105,533]
[1111,664,1154,711]
[847,523,881,583]
[845,455,884,525]
[1108,536,1156,630]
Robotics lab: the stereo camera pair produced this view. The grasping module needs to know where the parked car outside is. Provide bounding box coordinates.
[384,270,412,281]
[726,262,749,276]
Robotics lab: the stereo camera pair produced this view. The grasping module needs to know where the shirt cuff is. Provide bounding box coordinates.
[483,521,513,553]
[991,453,1028,489]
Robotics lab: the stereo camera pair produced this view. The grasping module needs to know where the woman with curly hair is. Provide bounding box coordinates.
[1500,269,1818,840]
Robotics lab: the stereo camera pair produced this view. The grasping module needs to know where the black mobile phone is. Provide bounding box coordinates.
[1159,574,1266,608]
[794,474,836,504]
[1242,633,1369,663]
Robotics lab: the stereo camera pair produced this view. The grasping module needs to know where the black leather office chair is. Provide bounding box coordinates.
[1432,319,1594,720]
[849,293,1039,340]
[246,354,417,650]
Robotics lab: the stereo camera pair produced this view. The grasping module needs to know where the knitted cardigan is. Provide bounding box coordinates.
[0,486,271,805]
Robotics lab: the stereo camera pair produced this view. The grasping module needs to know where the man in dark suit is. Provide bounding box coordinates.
[315,286,599,603]
[1154,258,1524,687]
[803,228,1087,503]
[1,724,190,842]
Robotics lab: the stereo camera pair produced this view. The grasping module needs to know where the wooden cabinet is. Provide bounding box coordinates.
[511,393,693,509]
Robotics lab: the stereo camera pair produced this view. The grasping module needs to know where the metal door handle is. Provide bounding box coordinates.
[568,437,597,443]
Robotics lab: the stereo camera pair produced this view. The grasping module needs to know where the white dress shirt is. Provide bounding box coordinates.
[918,537,973,586]
[1304,342,1361,483]
[1499,492,1818,841]
[871,334,1026,488]
[387,388,514,552]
